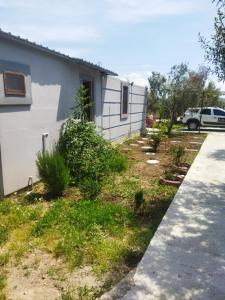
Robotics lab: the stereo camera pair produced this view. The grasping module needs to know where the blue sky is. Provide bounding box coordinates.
[0,0,222,87]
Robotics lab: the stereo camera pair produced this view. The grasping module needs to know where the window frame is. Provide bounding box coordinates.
[121,83,129,119]
[3,71,26,97]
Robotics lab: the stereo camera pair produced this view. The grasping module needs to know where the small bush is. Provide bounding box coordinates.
[79,178,103,200]
[58,119,127,198]
[170,144,186,165]
[58,86,129,199]
[134,190,145,212]
[36,150,69,197]
[150,133,162,152]
[154,120,170,136]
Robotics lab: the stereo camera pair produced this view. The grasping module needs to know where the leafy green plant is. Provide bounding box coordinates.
[154,121,170,136]
[150,133,162,152]
[58,86,127,198]
[36,150,69,197]
[72,85,92,123]
[134,190,145,212]
[170,144,186,165]
[79,178,102,200]
[163,169,176,180]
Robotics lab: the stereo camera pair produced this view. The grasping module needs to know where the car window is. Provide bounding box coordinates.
[213,109,225,116]
[200,109,211,115]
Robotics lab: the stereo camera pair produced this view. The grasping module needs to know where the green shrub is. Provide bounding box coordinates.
[36,150,69,197]
[134,190,145,212]
[150,133,162,152]
[79,178,103,200]
[58,86,128,199]
[59,121,111,189]
[170,144,186,165]
[154,120,170,136]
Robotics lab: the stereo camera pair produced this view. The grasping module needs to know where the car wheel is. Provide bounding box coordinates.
[187,120,199,131]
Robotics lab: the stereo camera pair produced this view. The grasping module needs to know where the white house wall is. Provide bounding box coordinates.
[0,39,146,196]
[102,76,147,141]
[0,39,102,196]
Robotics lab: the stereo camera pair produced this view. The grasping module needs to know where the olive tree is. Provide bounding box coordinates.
[200,0,225,80]
[147,72,167,117]
[164,63,189,135]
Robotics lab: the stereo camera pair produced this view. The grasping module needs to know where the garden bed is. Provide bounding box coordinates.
[0,132,206,300]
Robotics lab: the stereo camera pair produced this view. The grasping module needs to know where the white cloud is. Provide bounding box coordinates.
[1,24,100,44]
[0,0,102,44]
[105,0,207,23]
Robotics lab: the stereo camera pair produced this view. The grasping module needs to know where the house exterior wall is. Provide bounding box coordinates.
[101,76,147,141]
[0,38,146,197]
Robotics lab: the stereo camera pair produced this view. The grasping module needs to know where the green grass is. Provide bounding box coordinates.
[32,199,135,271]
[0,180,176,276]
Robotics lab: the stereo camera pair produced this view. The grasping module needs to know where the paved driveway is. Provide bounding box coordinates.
[120,133,225,300]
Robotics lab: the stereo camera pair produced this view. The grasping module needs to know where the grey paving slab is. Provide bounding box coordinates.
[120,133,225,300]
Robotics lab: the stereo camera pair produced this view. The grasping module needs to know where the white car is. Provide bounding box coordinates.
[182,107,225,130]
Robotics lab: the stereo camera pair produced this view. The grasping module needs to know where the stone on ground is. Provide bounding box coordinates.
[147,160,159,165]
[141,146,153,151]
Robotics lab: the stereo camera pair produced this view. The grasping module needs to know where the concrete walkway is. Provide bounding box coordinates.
[121,133,225,300]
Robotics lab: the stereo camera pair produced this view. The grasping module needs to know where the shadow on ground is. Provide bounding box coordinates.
[121,178,225,300]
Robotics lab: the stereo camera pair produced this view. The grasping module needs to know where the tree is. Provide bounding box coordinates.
[147,72,167,116]
[164,63,189,135]
[200,0,225,80]
[181,66,209,110]
[204,81,224,107]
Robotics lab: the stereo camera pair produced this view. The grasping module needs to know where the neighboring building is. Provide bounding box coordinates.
[0,29,147,197]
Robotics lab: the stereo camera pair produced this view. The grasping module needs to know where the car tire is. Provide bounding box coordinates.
[187,120,199,131]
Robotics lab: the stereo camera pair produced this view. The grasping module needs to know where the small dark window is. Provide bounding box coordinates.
[213,109,225,116]
[121,85,129,118]
[4,71,26,96]
[200,108,211,115]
